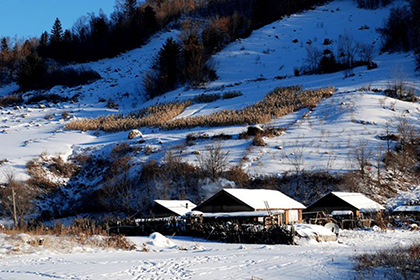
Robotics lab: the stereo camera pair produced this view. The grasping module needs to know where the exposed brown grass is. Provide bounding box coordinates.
[65,101,191,132]
[1,219,136,252]
[66,86,333,132]
[0,94,23,107]
[162,86,333,130]
[353,243,420,280]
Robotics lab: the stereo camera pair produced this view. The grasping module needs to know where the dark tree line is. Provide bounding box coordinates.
[380,1,420,53]
[37,2,159,62]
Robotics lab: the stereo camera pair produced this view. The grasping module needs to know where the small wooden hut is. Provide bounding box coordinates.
[193,188,306,225]
[136,200,196,219]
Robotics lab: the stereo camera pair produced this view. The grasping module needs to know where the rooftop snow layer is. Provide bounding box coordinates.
[202,210,285,218]
[155,200,197,216]
[223,189,306,210]
[331,192,385,212]
[393,205,420,212]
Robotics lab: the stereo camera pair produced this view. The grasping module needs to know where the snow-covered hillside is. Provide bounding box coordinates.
[0,0,419,207]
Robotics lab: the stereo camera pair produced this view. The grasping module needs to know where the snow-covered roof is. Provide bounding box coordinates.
[331,192,384,212]
[393,205,420,212]
[223,189,306,210]
[202,210,285,218]
[154,200,197,216]
[330,210,353,216]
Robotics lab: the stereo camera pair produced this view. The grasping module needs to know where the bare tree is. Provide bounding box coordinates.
[0,173,37,228]
[374,144,385,190]
[196,144,229,181]
[396,113,417,145]
[357,41,374,63]
[304,45,322,72]
[351,139,372,180]
[337,31,358,67]
[99,156,141,215]
[286,139,306,187]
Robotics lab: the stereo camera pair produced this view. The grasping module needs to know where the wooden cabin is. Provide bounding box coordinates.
[135,200,196,219]
[392,205,420,219]
[304,192,384,227]
[193,188,306,225]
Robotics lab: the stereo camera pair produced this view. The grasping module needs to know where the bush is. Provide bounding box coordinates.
[353,243,420,280]
[0,94,23,107]
[222,91,243,99]
[252,135,266,146]
[193,93,221,103]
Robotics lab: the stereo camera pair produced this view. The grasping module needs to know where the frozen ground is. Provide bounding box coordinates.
[0,229,418,279]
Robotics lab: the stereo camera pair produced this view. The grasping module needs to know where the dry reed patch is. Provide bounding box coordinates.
[65,101,191,132]
[353,242,420,279]
[162,86,333,130]
[0,219,136,254]
[66,86,333,132]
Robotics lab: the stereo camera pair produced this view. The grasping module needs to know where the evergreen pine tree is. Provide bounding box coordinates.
[1,38,8,52]
[156,37,182,92]
[50,18,63,45]
[39,32,48,47]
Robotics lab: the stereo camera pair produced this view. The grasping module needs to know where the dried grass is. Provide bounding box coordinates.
[1,219,136,252]
[353,242,420,280]
[66,86,333,132]
[0,94,22,107]
[65,101,191,132]
[162,86,333,130]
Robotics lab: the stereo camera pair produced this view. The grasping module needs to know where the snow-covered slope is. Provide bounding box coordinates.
[0,0,419,208]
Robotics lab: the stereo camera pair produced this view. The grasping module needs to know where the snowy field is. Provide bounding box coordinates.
[0,229,418,279]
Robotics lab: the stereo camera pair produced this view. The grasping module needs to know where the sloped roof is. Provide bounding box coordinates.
[154,200,197,216]
[223,189,306,210]
[331,192,384,212]
[202,210,285,218]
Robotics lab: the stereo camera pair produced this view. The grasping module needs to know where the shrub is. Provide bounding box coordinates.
[193,93,221,103]
[27,93,69,104]
[0,94,23,107]
[226,166,250,188]
[222,91,243,99]
[353,243,420,280]
[252,135,266,146]
[385,67,416,102]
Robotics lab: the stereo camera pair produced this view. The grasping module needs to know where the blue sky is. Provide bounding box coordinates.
[0,0,116,39]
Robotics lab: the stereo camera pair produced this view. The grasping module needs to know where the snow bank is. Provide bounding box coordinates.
[294,223,337,244]
[148,232,177,248]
